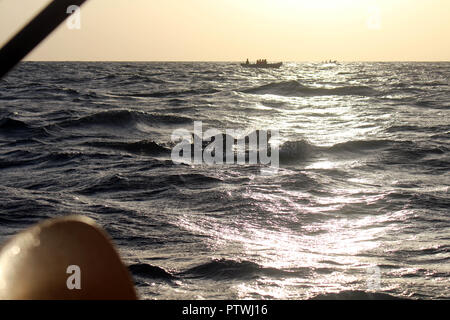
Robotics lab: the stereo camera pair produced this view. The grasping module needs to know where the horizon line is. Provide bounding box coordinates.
[22,60,450,63]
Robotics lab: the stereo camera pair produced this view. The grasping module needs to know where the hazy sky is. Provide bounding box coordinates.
[1,0,449,61]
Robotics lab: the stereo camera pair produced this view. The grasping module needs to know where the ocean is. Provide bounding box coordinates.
[0,62,448,299]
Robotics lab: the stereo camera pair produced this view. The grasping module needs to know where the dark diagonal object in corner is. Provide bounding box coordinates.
[0,0,88,79]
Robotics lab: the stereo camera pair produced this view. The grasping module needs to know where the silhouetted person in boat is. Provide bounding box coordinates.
[246,58,249,65]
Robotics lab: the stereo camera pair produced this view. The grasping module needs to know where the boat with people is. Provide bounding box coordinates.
[241,58,283,69]
[321,59,339,66]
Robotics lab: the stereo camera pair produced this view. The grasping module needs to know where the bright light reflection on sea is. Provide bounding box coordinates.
[175,179,390,299]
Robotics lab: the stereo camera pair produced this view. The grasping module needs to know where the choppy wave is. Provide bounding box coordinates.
[58,109,193,128]
[78,172,221,195]
[0,150,123,170]
[86,140,171,155]
[181,259,319,280]
[278,139,448,163]
[386,124,450,133]
[414,99,449,110]
[117,88,219,98]
[278,139,389,162]
[310,290,404,300]
[0,117,49,137]
[0,118,32,131]
[128,263,176,281]
[279,140,318,161]
[328,139,393,153]
[128,263,411,299]
[129,259,326,282]
[243,80,377,97]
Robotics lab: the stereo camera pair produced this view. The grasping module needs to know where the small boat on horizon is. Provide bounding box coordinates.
[241,59,283,69]
[321,60,338,65]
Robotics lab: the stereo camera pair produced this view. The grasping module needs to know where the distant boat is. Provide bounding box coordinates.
[321,60,338,65]
[241,60,283,69]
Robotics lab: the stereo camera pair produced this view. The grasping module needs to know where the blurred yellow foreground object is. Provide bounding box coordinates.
[0,216,137,300]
